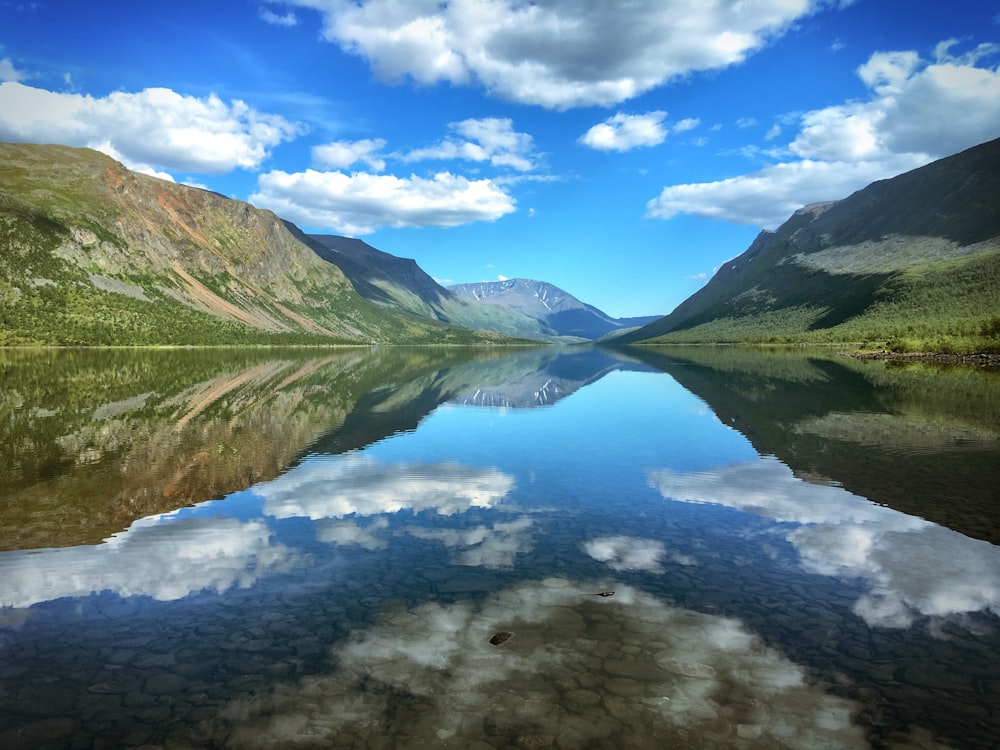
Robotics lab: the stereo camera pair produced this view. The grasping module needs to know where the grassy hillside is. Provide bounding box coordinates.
[622,137,1000,353]
[0,143,518,346]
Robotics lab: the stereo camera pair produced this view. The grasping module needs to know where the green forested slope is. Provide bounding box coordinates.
[622,137,1000,352]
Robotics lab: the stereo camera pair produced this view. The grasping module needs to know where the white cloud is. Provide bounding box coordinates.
[256,455,515,518]
[0,56,27,82]
[288,0,825,109]
[648,457,1000,629]
[646,155,926,227]
[673,117,700,133]
[0,82,301,174]
[647,41,1000,227]
[250,167,516,234]
[0,515,300,608]
[736,117,758,128]
[312,137,387,171]
[579,111,668,152]
[259,6,299,26]
[402,117,537,171]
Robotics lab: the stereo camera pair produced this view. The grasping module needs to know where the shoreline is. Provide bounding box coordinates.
[844,350,1000,366]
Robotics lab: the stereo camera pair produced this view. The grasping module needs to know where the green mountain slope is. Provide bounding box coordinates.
[621,137,1000,352]
[0,143,512,345]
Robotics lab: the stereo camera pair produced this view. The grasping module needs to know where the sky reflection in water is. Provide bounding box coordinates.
[0,350,997,749]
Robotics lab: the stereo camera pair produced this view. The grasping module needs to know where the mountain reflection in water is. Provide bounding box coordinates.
[0,346,997,749]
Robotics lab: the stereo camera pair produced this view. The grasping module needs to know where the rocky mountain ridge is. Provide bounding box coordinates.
[306,234,564,341]
[449,278,661,340]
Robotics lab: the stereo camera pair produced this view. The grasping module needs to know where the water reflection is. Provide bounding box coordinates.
[0,514,300,610]
[258,456,516,519]
[0,347,517,550]
[632,345,1000,543]
[649,456,1000,628]
[211,580,866,750]
[408,516,535,569]
[0,345,998,749]
[582,535,696,572]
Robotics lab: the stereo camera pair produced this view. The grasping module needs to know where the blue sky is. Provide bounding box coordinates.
[1,1,998,318]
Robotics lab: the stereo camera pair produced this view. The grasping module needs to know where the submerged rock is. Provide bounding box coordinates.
[489,632,512,646]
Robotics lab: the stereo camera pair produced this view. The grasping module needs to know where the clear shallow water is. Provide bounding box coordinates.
[1,346,998,749]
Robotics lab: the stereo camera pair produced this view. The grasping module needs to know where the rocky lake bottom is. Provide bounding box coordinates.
[1,346,997,749]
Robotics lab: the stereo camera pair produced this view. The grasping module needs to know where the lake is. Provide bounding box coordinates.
[1,345,998,749]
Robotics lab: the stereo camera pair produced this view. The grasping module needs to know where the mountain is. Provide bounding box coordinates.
[0,143,513,346]
[448,278,661,340]
[620,137,1000,352]
[306,234,561,341]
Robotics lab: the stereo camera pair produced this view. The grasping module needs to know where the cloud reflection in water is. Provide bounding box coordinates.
[0,516,300,609]
[211,579,866,749]
[647,456,1000,628]
[257,455,515,519]
[582,535,697,572]
[407,516,535,569]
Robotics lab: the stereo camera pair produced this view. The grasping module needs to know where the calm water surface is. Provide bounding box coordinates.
[1,346,998,749]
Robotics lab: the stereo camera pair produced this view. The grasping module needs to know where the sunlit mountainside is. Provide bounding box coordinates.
[3,137,999,350]
[619,137,1000,353]
[0,143,521,346]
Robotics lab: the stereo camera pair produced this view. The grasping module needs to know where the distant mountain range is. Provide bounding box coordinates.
[448,278,661,340]
[306,235,562,341]
[619,137,1000,351]
[2,138,998,350]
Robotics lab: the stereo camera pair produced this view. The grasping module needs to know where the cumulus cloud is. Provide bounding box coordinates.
[287,0,826,109]
[0,82,301,175]
[647,457,1000,629]
[0,57,27,82]
[250,167,515,234]
[312,137,387,171]
[0,515,300,608]
[646,155,926,227]
[208,579,866,748]
[647,41,1000,227]
[402,117,538,171]
[256,455,515,519]
[579,111,668,152]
